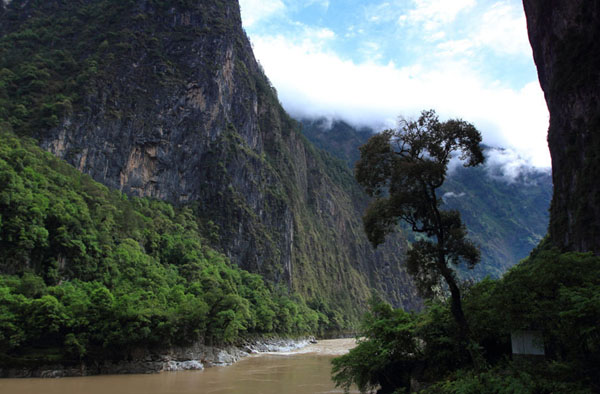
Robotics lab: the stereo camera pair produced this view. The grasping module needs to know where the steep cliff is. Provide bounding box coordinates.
[0,0,417,314]
[523,0,600,253]
[301,118,552,278]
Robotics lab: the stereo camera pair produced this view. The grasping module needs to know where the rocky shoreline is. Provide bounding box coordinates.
[1,337,315,378]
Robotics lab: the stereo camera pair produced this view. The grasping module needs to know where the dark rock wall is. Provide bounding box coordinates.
[1,0,417,311]
[523,0,600,253]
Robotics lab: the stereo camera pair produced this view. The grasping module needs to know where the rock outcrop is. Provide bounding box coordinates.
[523,0,600,253]
[0,0,418,312]
[0,337,312,378]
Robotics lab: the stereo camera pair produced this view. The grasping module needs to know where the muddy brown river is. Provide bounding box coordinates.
[0,339,359,394]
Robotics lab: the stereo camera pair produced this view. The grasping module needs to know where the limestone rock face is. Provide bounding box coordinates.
[0,0,418,310]
[523,0,600,253]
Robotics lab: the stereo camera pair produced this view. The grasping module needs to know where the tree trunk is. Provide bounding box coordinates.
[437,261,468,336]
[437,260,485,369]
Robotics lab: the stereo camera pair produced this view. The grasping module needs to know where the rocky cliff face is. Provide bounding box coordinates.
[0,0,417,312]
[301,118,552,278]
[523,0,600,253]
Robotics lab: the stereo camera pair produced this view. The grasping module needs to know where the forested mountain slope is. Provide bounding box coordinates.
[301,118,552,278]
[0,0,418,323]
[0,131,328,366]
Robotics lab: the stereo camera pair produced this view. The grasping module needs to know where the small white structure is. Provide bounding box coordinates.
[511,330,545,356]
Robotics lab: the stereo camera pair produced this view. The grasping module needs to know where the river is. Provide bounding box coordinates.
[0,338,359,394]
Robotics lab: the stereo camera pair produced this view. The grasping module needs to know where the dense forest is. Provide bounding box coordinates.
[0,0,414,370]
[0,131,340,367]
[332,245,600,393]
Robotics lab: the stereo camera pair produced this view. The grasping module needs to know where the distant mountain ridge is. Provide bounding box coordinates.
[300,117,552,278]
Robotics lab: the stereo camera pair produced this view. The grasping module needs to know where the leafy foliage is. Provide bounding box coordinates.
[0,130,328,366]
[332,300,421,393]
[332,298,474,394]
[354,110,484,364]
[0,0,416,326]
[300,118,552,280]
[332,246,600,393]
[428,366,591,394]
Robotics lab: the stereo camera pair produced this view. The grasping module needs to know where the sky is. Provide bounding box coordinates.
[238,0,551,169]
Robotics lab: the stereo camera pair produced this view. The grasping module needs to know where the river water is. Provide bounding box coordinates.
[0,338,359,394]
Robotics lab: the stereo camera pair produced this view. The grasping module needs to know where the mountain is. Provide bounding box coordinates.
[301,120,374,168]
[0,0,419,320]
[330,4,600,390]
[300,118,552,278]
[0,131,331,364]
[523,0,600,254]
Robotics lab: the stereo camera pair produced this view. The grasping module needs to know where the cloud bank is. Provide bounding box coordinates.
[240,0,551,169]
[238,0,285,27]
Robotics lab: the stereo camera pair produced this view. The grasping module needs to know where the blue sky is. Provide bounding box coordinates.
[239,0,550,169]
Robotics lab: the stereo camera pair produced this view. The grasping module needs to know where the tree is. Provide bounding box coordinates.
[355,109,484,363]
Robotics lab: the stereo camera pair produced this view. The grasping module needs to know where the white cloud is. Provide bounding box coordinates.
[360,41,383,61]
[443,191,466,200]
[251,34,550,168]
[398,0,530,60]
[477,1,532,57]
[239,0,285,27]
[402,0,476,32]
[365,2,399,25]
[436,39,475,57]
[241,0,549,172]
[485,148,551,182]
[436,1,531,58]
[308,27,336,40]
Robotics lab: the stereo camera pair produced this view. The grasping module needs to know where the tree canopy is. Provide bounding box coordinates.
[0,130,338,367]
[332,247,600,393]
[355,109,484,361]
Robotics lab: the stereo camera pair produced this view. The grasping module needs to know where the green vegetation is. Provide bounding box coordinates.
[299,118,551,280]
[354,110,485,363]
[441,164,551,278]
[300,118,374,167]
[0,0,237,137]
[0,0,416,329]
[0,130,330,367]
[332,246,600,393]
[334,110,597,392]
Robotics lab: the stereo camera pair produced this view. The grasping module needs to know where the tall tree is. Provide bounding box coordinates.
[355,109,484,361]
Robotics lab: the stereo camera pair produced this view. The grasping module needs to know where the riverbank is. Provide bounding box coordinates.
[0,336,315,378]
[0,339,359,394]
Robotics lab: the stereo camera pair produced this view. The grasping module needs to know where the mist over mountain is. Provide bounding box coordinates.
[300,117,552,278]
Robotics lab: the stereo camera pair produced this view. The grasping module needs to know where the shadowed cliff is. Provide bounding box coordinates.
[523,0,600,253]
[0,0,419,315]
